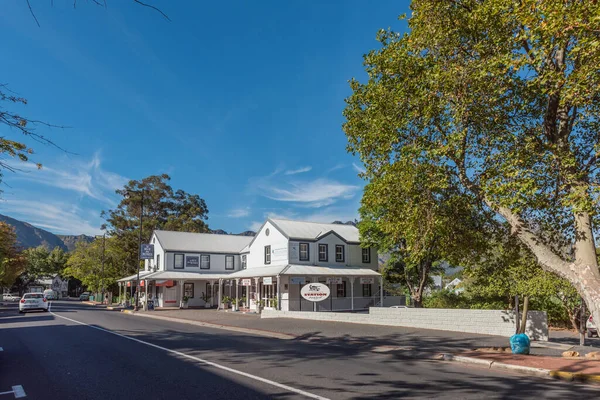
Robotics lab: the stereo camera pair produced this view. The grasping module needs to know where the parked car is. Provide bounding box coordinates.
[79,292,90,301]
[19,293,49,313]
[43,289,57,300]
[2,294,20,302]
[587,315,597,338]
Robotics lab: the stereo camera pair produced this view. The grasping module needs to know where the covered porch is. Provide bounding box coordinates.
[220,264,384,313]
[139,271,230,310]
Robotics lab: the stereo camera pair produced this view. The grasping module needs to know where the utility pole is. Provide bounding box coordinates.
[135,189,144,311]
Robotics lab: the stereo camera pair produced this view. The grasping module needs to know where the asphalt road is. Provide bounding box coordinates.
[1,301,599,399]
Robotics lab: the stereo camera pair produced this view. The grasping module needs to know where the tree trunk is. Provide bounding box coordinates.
[412,297,422,308]
[518,296,529,334]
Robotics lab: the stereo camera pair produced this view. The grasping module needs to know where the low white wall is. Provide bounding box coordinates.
[261,307,548,341]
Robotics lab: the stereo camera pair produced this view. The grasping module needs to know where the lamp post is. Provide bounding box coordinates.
[125,189,144,311]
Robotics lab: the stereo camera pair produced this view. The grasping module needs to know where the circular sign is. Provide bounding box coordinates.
[300,283,331,302]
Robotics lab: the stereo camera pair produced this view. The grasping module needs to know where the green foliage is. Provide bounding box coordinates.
[64,237,127,293]
[101,174,210,276]
[0,222,26,289]
[344,0,600,314]
[22,246,68,281]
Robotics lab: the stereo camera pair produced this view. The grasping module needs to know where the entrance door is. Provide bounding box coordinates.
[164,286,177,306]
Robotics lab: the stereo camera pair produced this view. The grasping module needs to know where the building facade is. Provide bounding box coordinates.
[118,219,382,312]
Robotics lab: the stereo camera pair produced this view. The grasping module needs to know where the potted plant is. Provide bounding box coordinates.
[257,299,265,314]
[221,296,231,309]
[238,296,247,309]
[201,292,212,308]
[181,296,189,309]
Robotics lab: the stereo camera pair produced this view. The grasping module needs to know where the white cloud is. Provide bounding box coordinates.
[284,166,312,175]
[249,221,263,232]
[326,163,345,173]
[263,178,359,207]
[9,152,128,206]
[352,162,366,174]
[227,208,250,218]
[0,198,103,236]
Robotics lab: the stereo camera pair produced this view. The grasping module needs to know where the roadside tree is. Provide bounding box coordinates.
[344,1,600,322]
[0,222,26,291]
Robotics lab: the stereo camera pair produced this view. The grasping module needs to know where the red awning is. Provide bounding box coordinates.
[156,280,174,287]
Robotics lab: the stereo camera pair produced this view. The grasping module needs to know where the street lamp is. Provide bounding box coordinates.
[125,188,144,311]
[95,233,106,303]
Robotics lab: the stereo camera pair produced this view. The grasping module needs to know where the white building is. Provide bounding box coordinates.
[118,231,252,308]
[117,219,382,312]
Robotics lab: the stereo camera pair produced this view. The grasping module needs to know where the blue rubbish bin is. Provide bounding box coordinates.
[89,295,95,302]
[148,300,154,310]
[509,333,530,355]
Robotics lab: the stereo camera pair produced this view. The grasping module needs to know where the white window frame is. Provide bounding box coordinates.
[318,244,328,262]
[225,255,234,270]
[335,245,345,262]
[362,248,371,263]
[299,243,309,261]
[200,255,210,269]
[174,253,184,269]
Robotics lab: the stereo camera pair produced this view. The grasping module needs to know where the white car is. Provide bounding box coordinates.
[19,293,49,313]
[2,294,20,302]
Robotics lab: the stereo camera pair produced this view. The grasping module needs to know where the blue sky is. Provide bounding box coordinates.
[0,1,408,235]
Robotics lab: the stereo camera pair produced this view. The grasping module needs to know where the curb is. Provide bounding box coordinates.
[439,353,600,383]
[119,310,295,340]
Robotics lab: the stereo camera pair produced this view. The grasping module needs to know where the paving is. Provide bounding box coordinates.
[124,307,600,357]
[3,300,600,398]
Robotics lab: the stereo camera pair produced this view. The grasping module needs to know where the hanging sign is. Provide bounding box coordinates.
[290,277,306,285]
[301,283,330,302]
[326,277,342,285]
[241,279,252,286]
[140,244,154,259]
[263,277,273,285]
[360,277,375,284]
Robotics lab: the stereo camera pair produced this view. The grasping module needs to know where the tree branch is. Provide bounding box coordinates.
[133,0,171,21]
[26,0,41,27]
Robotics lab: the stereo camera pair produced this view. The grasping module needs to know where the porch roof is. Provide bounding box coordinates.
[224,265,288,279]
[143,271,231,281]
[116,271,153,283]
[283,264,381,277]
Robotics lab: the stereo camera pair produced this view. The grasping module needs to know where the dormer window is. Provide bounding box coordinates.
[335,245,345,262]
[362,248,371,263]
[318,244,328,262]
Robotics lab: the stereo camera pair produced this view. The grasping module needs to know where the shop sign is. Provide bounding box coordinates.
[360,277,375,284]
[300,283,330,302]
[326,277,342,284]
[263,277,273,285]
[186,256,199,268]
[241,279,252,286]
[140,244,154,259]
[290,277,305,285]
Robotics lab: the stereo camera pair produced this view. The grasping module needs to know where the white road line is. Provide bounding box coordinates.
[12,386,26,398]
[50,312,329,400]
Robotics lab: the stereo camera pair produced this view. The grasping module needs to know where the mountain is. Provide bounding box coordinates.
[332,220,358,227]
[210,228,256,236]
[57,235,94,252]
[0,214,67,251]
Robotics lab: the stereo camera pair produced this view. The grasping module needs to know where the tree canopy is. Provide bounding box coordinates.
[344,0,600,322]
[101,174,209,275]
[0,222,26,290]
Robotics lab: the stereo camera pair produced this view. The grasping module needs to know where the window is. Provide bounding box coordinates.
[318,244,328,262]
[225,255,234,270]
[299,243,309,261]
[337,281,346,297]
[174,253,184,269]
[156,254,161,272]
[362,248,371,263]
[362,284,371,297]
[264,245,271,264]
[241,255,247,270]
[335,245,345,262]
[184,283,194,298]
[200,255,210,269]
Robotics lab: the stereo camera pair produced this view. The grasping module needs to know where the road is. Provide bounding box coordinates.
[0,301,599,399]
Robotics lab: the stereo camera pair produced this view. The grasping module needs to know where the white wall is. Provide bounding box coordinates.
[288,235,377,270]
[247,221,288,268]
[145,233,166,272]
[165,252,241,273]
[261,308,548,341]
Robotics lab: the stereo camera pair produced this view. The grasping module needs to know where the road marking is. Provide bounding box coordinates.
[51,312,329,400]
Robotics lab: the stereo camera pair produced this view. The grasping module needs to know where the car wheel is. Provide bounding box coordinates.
[18,310,23,314]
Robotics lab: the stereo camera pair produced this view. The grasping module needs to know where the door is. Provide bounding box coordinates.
[164,286,177,306]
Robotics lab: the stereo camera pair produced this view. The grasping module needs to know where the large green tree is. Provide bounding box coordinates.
[0,222,26,290]
[101,174,209,276]
[344,1,600,322]
[360,159,489,306]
